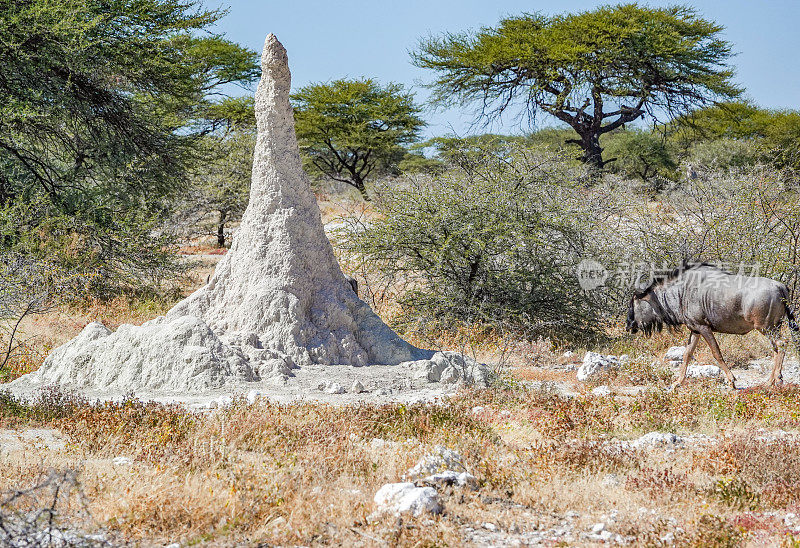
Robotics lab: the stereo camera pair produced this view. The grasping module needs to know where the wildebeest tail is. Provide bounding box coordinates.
[786,302,800,356]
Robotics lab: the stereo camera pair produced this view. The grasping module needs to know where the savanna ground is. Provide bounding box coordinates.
[2,198,800,547]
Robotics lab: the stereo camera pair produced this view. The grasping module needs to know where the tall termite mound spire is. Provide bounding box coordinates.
[9,35,421,394]
[167,33,419,368]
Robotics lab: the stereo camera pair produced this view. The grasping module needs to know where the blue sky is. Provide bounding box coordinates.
[208,1,800,138]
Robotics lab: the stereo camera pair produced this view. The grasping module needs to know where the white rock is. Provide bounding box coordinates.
[350,380,365,393]
[687,364,721,378]
[591,385,611,397]
[577,352,620,381]
[405,351,492,387]
[422,470,478,489]
[246,389,262,404]
[563,351,576,359]
[373,482,441,517]
[600,530,613,541]
[112,456,132,466]
[633,432,683,448]
[318,381,346,394]
[406,446,466,479]
[664,346,686,362]
[471,406,485,414]
[482,523,497,532]
[602,473,620,487]
[591,522,605,534]
[216,395,234,408]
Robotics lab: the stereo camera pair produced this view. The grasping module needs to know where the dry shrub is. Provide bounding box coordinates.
[0,340,50,383]
[637,515,745,547]
[533,439,639,474]
[0,386,86,427]
[680,514,746,547]
[699,434,800,508]
[0,469,102,546]
[620,357,674,387]
[74,295,175,329]
[626,466,696,501]
[59,397,197,464]
[710,478,761,511]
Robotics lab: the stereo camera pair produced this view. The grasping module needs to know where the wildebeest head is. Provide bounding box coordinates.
[626,294,660,334]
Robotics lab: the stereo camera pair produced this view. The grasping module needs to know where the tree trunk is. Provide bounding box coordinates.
[579,132,604,169]
[351,175,370,201]
[217,210,228,248]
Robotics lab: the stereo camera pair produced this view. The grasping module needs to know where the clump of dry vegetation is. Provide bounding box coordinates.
[3,384,800,545]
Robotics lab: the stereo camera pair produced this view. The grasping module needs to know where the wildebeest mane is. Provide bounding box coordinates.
[635,261,727,298]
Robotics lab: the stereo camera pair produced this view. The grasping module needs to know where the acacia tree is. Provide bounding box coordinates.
[292,79,425,199]
[413,4,741,168]
[0,0,259,295]
[179,97,255,248]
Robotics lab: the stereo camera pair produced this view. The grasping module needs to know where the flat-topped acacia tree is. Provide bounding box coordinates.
[412,3,742,168]
[291,79,425,200]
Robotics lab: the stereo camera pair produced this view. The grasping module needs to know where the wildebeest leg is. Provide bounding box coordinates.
[671,331,700,390]
[697,327,736,389]
[761,328,786,387]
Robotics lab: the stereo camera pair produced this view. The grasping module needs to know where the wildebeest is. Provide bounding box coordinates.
[626,262,799,389]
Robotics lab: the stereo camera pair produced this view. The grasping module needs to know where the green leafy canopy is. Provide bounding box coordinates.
[291,78,425,198]
[413,3,741,166]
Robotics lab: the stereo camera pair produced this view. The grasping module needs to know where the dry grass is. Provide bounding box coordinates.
[3,385,800,545]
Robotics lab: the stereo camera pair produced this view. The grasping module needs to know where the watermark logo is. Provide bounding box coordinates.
[575,260,763,291]
[575,259,609,291]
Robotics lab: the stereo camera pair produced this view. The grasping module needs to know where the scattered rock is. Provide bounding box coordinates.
[421,471,478,489]
[317,381,346,394]
[246,389,262,404]
[687,364,721,378]
[591,522,605,534]
[406,446,466,479]
[591,385,611,397]
[602,473,620,487]
[407,351,493,387]
[577,352,620,381]
[373,482,441,517]
[350,380,365,393]
[112,456,132,466]
[482,523,497,532]
[664,346,686,363]
[633,431,683,448]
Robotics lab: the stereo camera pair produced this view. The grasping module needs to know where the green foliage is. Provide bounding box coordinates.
[710,478,760,511]
[413,3,740,166]
[339,144,609,343]
[603,129,678,188]
[686,138,763,171]
[0,196,185,298]
[292,78,425,198]
[0,0,258,296]
[178,97,255,247]
[670,101,800,172]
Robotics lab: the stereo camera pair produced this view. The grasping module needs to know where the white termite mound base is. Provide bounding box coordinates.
[6,35,490,400]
